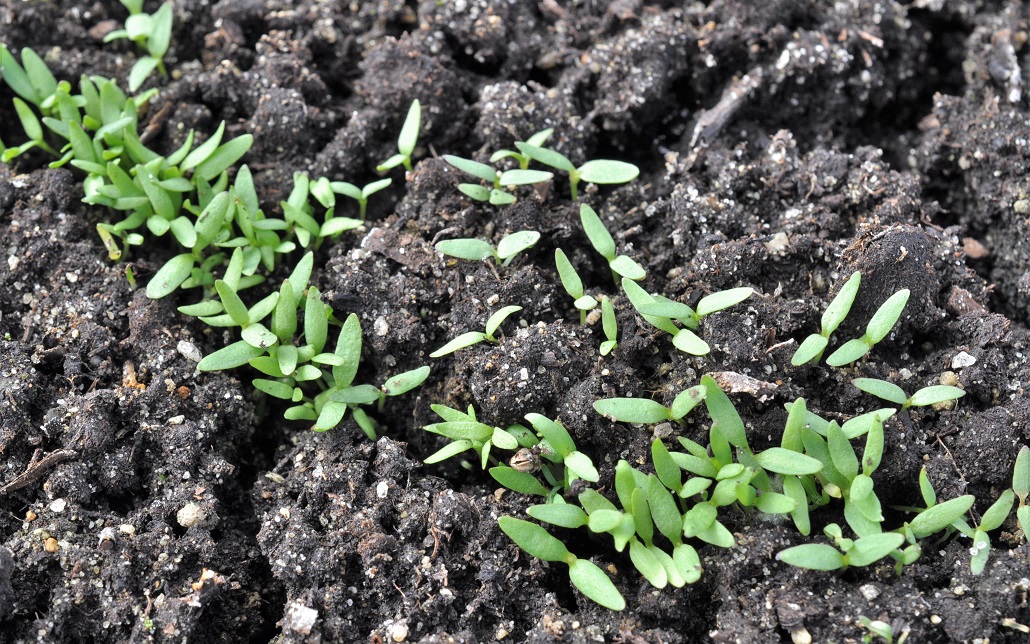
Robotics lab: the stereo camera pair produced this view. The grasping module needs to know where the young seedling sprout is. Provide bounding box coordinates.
[825,288,910,366]
[851,378,965,411]
[579,204,646,281]
[103,0,174,91]
[436,230,540,266]
[489,128,554,169]
[309,175,392,221]
[555,248,598,323]
[377,99,421,173]
[599,296,618,355]
[515,141,639,199]
[443,154,553,205]
[430,305,522,357]
[792,271,861,365]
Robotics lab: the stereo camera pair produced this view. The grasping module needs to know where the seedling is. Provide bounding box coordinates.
[499,517,625,611]
[436,231,540,266]
[593,384,707,425]
[579,204,645,281]
[1015,446,1030,538]
[859,616,909,644]
[103,0,174,91]
[852,378,965,411]
[377,99,421,172]
[777,523,905,570]
[599,296,618,355]
[515,141,639,199]
[792,271,861,365]
[443,154,553,205]
[621,278,753,355]
[554,249,598,323]
[825,289,910,366]
[489,128,554,169]
[322,177,391,220]
[430,305,522,357]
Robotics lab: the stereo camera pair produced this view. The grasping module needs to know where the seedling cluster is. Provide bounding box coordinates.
[3,33,1028,624]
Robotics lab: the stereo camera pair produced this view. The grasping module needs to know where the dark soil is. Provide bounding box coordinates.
[2,1,1030,642]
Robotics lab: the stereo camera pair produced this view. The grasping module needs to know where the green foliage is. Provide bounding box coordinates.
[826,289,910,366]
[376,99,421,172]
[429,305,522,357]
[793,271,861,365]
[1015,446,1030,539]
[444,154,553,206]
[579,204,646,281]
[324,177,391,220]
[621,277,753,356]
[514,141,639,199]
[103,1,174,91]
[853,378,965,410]
[436,230,540,266]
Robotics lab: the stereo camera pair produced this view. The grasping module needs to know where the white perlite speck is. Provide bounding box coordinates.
[951,351,977,368]
[177,340,203,363]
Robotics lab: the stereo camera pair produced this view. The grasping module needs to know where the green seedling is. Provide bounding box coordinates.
[515,141,639,199]
[554,248,598,323]
[579,204,645,281]
[593,384,707,425]
[777,523,905,570]
[792,271,861,365]
[825,289,910,366]
[621,277,753,355]
[444,154,553,205]
[103,0,174,91]
[852,378,965,411]
[319,177,391,220]
[499,517,625,611]
[430,305,522,357]
[489,128,554,169]
[377,99,421,172]
[859,616,909,644]
[1015,446,1030,539]
[599,295,618,355]
[422,404,524,469]
[436,230,540,266]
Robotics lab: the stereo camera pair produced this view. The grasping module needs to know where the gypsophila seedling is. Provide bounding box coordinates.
[621,278,753,355]
[489,128,554,169]
[1014,446,1030,538]
[436,231,540,266]
[554,248,598,323]
[599,296,618,355]
[376,99,421,173]
[430,305,522,357]
[792,271,861,365]
[443,154,553,206]
[322,177,391,220]
[858,616,908,644]
[852,378,965,410]
[579,204,645,281]
[515,141,639,200]
[103,0,174,91]
[826,288,910,366]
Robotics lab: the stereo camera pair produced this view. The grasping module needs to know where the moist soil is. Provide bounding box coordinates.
[1,1,1030,642]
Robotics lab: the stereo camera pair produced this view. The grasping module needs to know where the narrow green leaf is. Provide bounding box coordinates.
[525,413,575,458]
[148,2,174,57]
[554,249,584,299]
[755,492,796,515]
[514,142,575,172]
[424,439,473,464]
[382,366,431,396]
[776,543,846,570]
[822,271,861,334]
[443,155,497,182]
[435,238,494,261]
[333,313,362,387]
[397,99,420,156]
[304,287,328,353]
[593,398,671,424]
[862,415,885,475]
[652,440,681,492]
[979,489,1015,532]
[827,422,859,482]
[846,532,905,567]
[755,448,823,475]
[919,467,937,507]
[498,169,553,187]
[568,559,625,611]
[146,253,194,298]
[196,134,253,181]
[1,46,40,104]
[697,287,754,317]
[215,280,250,327]
[527,502,588,527]
[197,340,263,371]
[825,338,871,367]
[1014,446,1030,501]
[702,375,748,449]
[579,204,616,260]
[565,451,599,483]
[429,331,488,358]
[577,159,639,185]
[242,323,278,349]
[277,344,298,376]
[498,517,570,563]
[609,255,646,281]
[181,122,225,171]
[496,230,540,260]
[906,385,965,408]
[865,289,910,344]
[485,305,521,339]
[853,378,907,405]
[673,329,710,355]
[13,98,43,142]
[910,495,976,538]
[253,379,295,400]
[314,400,348,431]
[128,56,160,92]
[492,467,550,497]
[629,538,668,589]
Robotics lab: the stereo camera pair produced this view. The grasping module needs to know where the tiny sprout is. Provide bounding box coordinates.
[103,1,174,91]
[580,204,645,281]
[554,248,597,323]
[858,616,908,644]
[377,99,421,173]
[489,128,554,169]
[436,230,540,266]
[599,296,618,355]
[430,305,522,357]
[1015,446,1030,539]
[826,289,910,366]
[515,142,639,200]
[329,178,392,219]
[792,271,861,365]
[444,154,553,206]
[852,378,965,410]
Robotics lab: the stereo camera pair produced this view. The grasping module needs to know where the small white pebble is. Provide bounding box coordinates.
[50,499,67,513]
[374,316,390,337]
[176,502,206,528]
[951,351,976,368]
[177,340,203,363]
[376,481,389,499]
[390,622,409,642]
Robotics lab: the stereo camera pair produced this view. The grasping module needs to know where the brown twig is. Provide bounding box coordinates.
[0,449,77,495]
